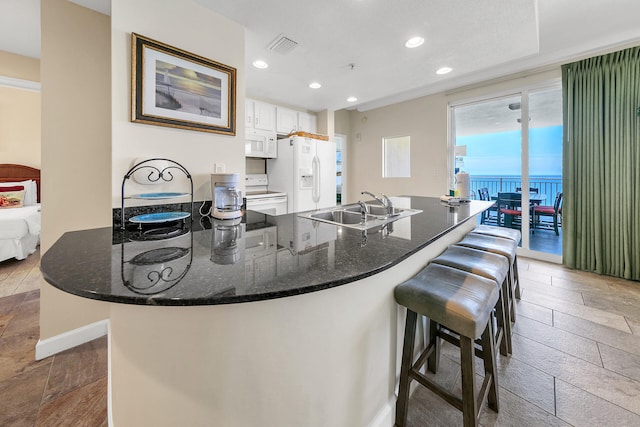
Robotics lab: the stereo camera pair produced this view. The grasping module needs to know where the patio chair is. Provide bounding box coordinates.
[532,192,563,235]
[496,192,525,229]
[478,187,498,224]
[515,187,539,193]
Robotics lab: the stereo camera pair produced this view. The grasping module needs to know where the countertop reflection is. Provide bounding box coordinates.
[41,197,491,306]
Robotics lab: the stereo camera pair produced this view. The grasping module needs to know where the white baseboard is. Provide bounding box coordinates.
[368,400,395,427]
[35,319,110,360]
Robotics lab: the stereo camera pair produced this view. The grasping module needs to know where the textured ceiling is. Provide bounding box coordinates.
[2,0,640,114]
[196,0,539,112]
[0,0,40,59]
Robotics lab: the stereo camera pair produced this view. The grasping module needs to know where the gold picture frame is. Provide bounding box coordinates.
[131,33,236,135]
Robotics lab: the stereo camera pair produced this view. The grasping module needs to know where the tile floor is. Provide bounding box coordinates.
[1,249,640,426]
[0,250,107,427]
[406,257,640,426]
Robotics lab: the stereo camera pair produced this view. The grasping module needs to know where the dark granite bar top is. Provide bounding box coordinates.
[40,197,492,306]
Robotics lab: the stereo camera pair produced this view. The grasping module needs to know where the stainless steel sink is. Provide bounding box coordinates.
[300,203,422,230]
[309,209,376,225]
[343,204,403,217]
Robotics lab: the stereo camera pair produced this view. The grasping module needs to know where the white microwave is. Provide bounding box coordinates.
[246,130,277,158]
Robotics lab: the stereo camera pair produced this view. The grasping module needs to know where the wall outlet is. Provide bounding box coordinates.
[214,163,226,173]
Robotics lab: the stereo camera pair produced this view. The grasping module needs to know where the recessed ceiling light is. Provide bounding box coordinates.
[309,82,321,89]
[436,66,453,75]
[405,36,424,48]
[347,96,358,102]
[252,60,268,69]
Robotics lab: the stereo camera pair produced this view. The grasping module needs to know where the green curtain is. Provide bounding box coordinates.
[562,46,640,280]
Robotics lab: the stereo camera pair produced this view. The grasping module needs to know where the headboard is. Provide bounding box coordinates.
[0,164,41,203]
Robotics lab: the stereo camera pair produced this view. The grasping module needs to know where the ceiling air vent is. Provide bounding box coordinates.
[267,34,298,54]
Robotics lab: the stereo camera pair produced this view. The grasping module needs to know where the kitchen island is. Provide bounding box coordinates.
[41,197,492,427]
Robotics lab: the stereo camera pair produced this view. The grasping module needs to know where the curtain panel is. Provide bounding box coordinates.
[562,46,640,280]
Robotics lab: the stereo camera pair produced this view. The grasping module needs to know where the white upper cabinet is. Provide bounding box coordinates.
[277,107,317,134]
[297,112,317,134]
[276,107,298,135]
[246,99,276,132]
[253,101,277,132]
[247,98,318,135]
[245,99,254,128]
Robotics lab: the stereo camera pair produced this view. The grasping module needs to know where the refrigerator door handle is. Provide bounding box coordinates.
[312,155,320,203]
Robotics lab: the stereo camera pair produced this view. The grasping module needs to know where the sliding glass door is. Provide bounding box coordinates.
[451,84,563,260]
[527,87,563,256]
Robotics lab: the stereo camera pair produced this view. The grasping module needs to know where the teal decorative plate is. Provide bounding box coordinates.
[129,192,189,200]
[129,212,191,224]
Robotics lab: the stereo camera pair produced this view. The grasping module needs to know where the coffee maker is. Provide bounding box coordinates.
[211,219,243,265]
[211,173,242,220]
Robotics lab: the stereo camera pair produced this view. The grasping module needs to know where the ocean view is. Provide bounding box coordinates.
[457,125,563,177]
[456,125,563,200]
[469,174,562,202]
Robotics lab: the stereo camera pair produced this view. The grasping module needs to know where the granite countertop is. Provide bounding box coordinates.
[40,197,492,306]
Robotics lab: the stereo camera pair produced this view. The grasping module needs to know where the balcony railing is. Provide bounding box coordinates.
[470,176,562,202]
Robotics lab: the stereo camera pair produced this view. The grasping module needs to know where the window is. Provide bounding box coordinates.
[383,136,410,177]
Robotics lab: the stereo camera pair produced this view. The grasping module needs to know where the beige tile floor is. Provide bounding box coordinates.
[0,249,43,298]
[0,249,107,427]
[406,257,640,426]
[1,249,640,426]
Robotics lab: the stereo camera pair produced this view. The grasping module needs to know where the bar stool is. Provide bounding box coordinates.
[472,224,521,243]
[471,225,522,300]
[430,245,512,355]
[395,264,500,427]
[455,233,519,322]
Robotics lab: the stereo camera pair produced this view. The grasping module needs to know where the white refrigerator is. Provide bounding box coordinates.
[267,136,337,213]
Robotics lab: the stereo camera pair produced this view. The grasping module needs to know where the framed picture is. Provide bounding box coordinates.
[131,33,236,135]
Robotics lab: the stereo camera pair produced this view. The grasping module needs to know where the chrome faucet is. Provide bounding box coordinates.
[381,194,395,215]
[357,200,369,222]
[361,191,395,215]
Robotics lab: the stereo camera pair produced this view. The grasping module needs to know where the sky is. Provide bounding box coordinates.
[456,126,563,176]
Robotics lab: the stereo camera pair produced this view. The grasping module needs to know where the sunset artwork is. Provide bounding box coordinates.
[155,60,222,119]
[131,33,236,135]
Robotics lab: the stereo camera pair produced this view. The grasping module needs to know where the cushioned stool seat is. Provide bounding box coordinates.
[395,264,500,427]
[471,225,522,300]
[431,245,512,355]
[455,233,519,322]
[472,224,521,243]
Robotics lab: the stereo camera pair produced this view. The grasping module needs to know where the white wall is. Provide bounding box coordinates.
[39,0,245,341]
[40,0,112,339]
[111,0,246,206]
[346,93,449,203]
[0,51,40,168]
[345,70,562,204]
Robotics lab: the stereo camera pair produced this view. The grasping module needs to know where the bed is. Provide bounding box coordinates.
[0,164,41,262]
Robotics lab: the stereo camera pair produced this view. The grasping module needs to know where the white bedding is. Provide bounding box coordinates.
[0,205,41,262]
